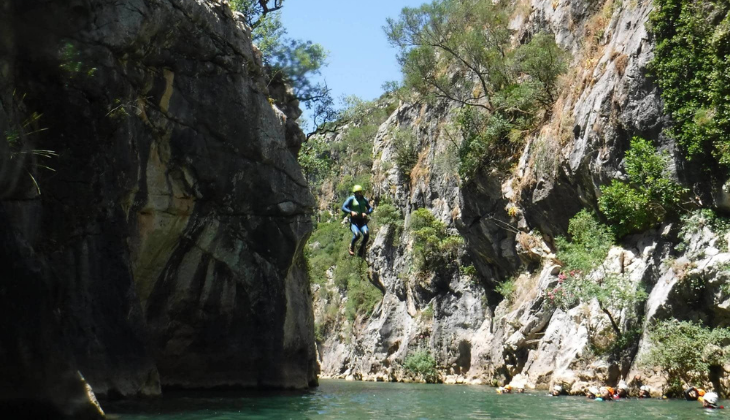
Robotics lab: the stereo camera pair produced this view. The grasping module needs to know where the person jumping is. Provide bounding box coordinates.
[342,185,373,256]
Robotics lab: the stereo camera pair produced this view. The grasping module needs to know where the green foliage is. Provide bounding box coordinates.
[58,42,97,78]
[229,0,283,29]
[643,319,730,395]
[301,97,390,205]
[345,271,382,321]
[552,211,646,338]
[410,208,463,273]
[385,0,569,181]
[648,0,730,169]
[555,210,614,274]
[299,135,333,186]
[404,349,439,383]
[598,137,687,238]
[512,33,569,107]
[305,220,381,321]
[677,209,730,253]
[229,0,335,133]
[421,304,434,320]
[372,202,403,228]
[495,277,516,302]
[391,128,419,177]
[305,221,349,286]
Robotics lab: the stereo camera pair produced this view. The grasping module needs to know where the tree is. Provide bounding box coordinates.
[229,0,340,136]
[384,0,569,181]
[229,0,283,29]
[643,319,730,396]
[598,137,688,237]
[648,0,730,170]
[384,0,512,111]
[551,211,647,339]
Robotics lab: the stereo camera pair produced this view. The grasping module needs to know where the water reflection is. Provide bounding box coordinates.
[105,379,723,420]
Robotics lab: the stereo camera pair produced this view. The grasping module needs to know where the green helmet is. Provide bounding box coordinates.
[352,185,363,193]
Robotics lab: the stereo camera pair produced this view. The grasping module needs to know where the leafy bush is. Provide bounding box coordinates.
[555,210,614,274]
[643,319,730,396]
[306,222,348,286]
[648,0,730,169]
[371,202,404,243]
[345,272,382,321]
[552,210,646,339]
[372,202,403,228]
[392,128,419,177]
[299,135,333,186]
[598,137,687,237]
[495,278,516,303]
[404,349,439,383]
[409,208,463,273]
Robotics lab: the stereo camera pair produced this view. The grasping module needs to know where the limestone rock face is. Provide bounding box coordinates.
[314,0,730,395]
[0,0,316,412]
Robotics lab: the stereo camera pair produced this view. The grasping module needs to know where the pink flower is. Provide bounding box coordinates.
[558,273,567,280]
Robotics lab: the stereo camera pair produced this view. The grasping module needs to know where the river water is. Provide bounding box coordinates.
[106,379,724,420]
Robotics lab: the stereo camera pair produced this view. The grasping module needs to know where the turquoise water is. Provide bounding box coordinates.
[106,379,725,419]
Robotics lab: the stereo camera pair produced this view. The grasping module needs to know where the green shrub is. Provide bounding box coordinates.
[421,304,434,320]
[643,319,730,396]
[552,210,646,339]
[392,128,419,177]
[555,210,614,274]
[598,182,655,238]
[409,208,463,273]
[345,272,382,320]
[404,349,438,383]
[648,0,730,169]
[372,202,403,228]
[306,221,349,286]
[372,202,404,243]
[598,137,687,237]
[495,277,516,302]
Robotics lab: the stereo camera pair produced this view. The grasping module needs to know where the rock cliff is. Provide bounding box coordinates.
[0,0,316,416]
[312,0,730,396]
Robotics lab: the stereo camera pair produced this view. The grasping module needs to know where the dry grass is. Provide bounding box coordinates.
[409,144,432,190]
[614,53,629,76]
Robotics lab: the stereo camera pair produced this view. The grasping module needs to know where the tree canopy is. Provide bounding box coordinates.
[229,0,337,135]
[384,0,569,181]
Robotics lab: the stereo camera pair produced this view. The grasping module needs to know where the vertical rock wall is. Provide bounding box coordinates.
[314,0,730,395]
[0,0,317,414]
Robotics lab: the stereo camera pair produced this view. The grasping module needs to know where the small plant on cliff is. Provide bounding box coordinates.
[598,137,688,238]
[552,210,647,340]
[391,128,419,178]
[495,277,516,303]
[676,209,730,254]
[345,270,382,321]
[409,208,463,274]
[404,349,439,383]
[642,319,730,397]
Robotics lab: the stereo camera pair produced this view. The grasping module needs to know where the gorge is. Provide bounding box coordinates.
[1,0,730,418]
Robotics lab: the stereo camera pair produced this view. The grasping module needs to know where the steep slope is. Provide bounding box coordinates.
[310,0,730,395]
[0,0,316,415]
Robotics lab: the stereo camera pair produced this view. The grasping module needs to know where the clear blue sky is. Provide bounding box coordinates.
[279,0,426,111]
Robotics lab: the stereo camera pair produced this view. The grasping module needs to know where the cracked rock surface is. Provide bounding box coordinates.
[0,0,316,415]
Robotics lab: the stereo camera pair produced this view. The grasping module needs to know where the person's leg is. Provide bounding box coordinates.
[349,223,362,255]
[358,224,369,255]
